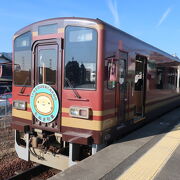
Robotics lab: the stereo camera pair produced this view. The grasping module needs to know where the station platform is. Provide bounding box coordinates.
[49,108,180,180]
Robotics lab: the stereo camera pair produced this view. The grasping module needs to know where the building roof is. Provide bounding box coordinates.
[0,52,12,62]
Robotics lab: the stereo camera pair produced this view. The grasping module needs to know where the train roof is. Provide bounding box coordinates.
[14,17,179,62]
[97,18,179,62]
[14,17,102,35]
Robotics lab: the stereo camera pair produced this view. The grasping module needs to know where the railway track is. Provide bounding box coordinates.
[7,164,53,180]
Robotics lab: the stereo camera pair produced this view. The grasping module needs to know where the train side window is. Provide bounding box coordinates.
[156,68,164,89]
[119,59,126,85]
[157,67,177,90]
[167,67,176,89]
[107,61,117,89]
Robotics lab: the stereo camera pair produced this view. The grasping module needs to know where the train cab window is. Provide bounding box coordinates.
[64,26,97,89]
[14,32,32,86]
[38,48,57,85]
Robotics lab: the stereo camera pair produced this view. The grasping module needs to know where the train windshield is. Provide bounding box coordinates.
[64,26,97,89]
[14,32,32,86]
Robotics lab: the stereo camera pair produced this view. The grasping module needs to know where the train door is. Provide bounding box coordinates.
[32,42,61,131]
[134,55,147,117]
[117,51,128,123]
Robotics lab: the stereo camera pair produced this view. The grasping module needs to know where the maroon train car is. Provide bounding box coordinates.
[11,17,180,170]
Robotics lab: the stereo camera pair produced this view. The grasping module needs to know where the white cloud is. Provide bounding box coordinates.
[107,0,120,27]
[157,7,172,27]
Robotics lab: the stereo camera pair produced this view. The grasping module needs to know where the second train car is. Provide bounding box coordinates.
[12,17,180,170]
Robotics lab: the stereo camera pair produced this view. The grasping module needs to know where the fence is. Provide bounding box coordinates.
[0,99,12,128]
[0,99,12,116]
[0,117,11,129]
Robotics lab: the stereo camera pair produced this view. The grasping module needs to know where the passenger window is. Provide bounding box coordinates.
[156,68,164,89]
[156,67,177,90]
[167,68,176,89]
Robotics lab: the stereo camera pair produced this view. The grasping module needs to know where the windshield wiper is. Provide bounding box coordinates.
[65,77,81,99]
[19,77,29,95]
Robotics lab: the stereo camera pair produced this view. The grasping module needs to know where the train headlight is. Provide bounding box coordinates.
[13,100,27,110]
[70,108,79,116]
[69,106,89,119]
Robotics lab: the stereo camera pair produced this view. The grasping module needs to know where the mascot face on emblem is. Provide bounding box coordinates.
[34,93,54,115]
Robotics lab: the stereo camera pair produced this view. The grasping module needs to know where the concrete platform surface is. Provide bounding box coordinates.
[48,108,180,180]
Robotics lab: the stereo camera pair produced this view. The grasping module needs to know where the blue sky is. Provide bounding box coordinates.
[0,0,180,56]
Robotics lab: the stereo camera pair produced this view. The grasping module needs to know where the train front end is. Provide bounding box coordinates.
[11,18,106,170]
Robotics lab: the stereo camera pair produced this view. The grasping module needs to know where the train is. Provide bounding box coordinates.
[11,17,180,170]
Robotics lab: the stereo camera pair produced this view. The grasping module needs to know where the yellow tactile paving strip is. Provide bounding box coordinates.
[117,127,180,180]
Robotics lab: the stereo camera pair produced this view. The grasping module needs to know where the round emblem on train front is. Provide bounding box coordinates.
[30,84,59,123]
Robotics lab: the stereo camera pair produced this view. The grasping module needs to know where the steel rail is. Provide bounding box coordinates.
[7,164,50,180]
